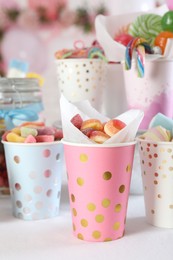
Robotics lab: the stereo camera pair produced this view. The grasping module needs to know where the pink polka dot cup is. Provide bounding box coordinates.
[2,140,64,221]
[63,140,136,242]
[55,59,106,112]
[138,138,173,228]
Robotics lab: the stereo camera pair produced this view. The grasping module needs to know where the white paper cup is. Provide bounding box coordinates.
[138,138,173,228]
[2,141,64,221]
[123,60,173,130]
[55,59,106,112]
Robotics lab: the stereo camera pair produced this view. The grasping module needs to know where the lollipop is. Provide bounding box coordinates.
[128,14,162,44]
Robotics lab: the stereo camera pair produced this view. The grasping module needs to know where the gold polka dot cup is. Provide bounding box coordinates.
[138,139,173,228]
[2,141,64,221]
[55,59,106,112]
[63,140,136,242]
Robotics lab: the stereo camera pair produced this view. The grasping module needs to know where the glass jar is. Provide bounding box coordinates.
[0,78,44,195]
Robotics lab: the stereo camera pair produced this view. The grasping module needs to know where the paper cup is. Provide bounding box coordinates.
[137,138,173,228]
[55,59,106,112]
[123,60,173,129]
[103,63,128,118]
[63,140,136,242]
[2,141,64,221]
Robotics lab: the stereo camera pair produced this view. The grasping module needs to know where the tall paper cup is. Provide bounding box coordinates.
[138,138,173,228]
[2,141,63,221]
[55,59,106,112]
[63,140,136,242]
[123,60,173,129]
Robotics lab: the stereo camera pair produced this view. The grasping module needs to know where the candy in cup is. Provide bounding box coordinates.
[60,95,143,241]
[1,123,64,221]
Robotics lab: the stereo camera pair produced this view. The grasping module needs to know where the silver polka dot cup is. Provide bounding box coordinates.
[55,59,106,112]
[2,141,63,221]
[63,140,136,242]
[138,139,173,228]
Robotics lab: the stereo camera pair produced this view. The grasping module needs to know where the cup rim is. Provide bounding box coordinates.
[62,139,136,147]
[55,58,106,63]
[1,140,62,146]
[136,137,173,145]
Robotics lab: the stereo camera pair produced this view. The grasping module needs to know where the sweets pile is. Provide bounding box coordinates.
[114,11,173,77]
[71,114,126,144]
[139,113,173,142]
[55,41,106,61]
[2,122,63,143]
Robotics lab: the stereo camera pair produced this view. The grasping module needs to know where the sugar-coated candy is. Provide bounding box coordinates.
[104,119,126,137]
[35,135,55,142]
[70,114,83,129]
[24,135,37,143]
[89,131,110,144]
[140,126,171,142]
[161,11,173,32]
[3,122,63,143]
[149,113,173,132]
[21,127,38,138]
[81,119,103,131]
[6,132,25,143]
[154,31,173,54]
[71,114,126,144]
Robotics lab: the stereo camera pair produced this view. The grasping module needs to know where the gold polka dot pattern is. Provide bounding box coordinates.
[138,140,173,228]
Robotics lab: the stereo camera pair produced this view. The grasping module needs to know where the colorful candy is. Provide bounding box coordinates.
[71,115,126,144]
[161,11,173,32]
[114,33,134,46]
[139,126,171,142]
[128,14,162,44]
[154,31,173,54]
[3,122,63,143]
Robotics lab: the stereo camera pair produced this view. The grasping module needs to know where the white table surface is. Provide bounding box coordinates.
[0,182,173,260]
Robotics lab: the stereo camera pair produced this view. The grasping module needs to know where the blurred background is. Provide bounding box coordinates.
[0,0,166,125]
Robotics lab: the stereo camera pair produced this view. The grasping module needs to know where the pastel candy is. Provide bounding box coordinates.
[37,127,56,135]
[35,135,55,142]
[21,127,38,138]
[140,126,171,142]
[6,132,25,143]
[149,113,173,132]
[54,129,63,140]
[128,14,162,44]
[24,135,37,143]
[20,122,45,127]
[11,127,21,135]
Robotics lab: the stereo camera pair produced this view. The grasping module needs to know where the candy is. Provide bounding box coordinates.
[3,122,63,143]
[140,126,171,142]
[6,132,25,143]
[125,37,152,77]
[149,113,173,132]
[71,114,83,129]
[161,11,173,32]
[81,119,103,131]
[89,131,110,144]
[24,135,37,143]
[35,135,55,142]
[21,127,38,138]
[154,31,173,54]
[128,14,162,44]
[104,119,126,137]
[114,33,134,46]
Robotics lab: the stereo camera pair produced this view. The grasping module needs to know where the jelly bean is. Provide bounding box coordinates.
[154,31,173,54]
[24,135,37,143]
[21,127,38,138]
[6,132,25,143]
[161,11,173,32]
[35,135,55,142]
